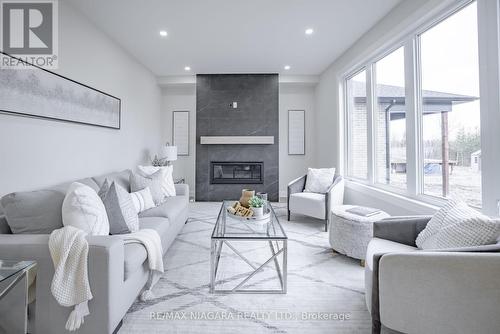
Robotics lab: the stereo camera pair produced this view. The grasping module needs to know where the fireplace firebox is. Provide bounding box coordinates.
[210,162,263,184]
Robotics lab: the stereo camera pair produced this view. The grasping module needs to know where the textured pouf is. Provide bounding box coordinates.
[329,205,390,261]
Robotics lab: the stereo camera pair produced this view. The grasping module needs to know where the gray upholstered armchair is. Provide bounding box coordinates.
[287,174,344,232]
[366,216,500,334]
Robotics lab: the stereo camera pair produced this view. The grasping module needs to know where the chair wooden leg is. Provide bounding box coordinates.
[287,210,290,221]
[324,220,328,232]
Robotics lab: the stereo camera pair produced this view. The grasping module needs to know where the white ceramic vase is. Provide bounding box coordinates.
[252,206,264,217]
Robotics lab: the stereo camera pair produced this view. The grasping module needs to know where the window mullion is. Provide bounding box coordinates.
[404,38,420,196]
[366,64,375,183]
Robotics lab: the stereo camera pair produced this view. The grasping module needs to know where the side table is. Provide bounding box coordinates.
[0,260,37,334]
[329,205,390,265]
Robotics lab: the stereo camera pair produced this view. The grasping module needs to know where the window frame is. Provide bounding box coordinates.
[342,0,483,209]
[344,67,369,182]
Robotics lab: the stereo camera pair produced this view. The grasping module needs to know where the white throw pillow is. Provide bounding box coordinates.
[138,165,176,197]
[416,199,500,250]
[304,168,336,193]
[62,182,110,235]
[130,187,155,213]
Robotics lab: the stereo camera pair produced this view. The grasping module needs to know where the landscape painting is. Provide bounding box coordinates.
[0,53,120,129]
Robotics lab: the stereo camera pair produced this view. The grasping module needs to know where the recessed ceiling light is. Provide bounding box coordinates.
[305,28,314,35]
[184,66,191,71]
[159,30,168,37]
[284,65,291,70]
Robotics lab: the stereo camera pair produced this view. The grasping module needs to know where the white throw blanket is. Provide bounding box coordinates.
[119,228,164,301]
[49,226,92,331]
[49,226,164,331]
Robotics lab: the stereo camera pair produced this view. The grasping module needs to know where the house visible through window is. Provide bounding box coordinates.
[374,46,407,190]
[343,1,482,208]
[419,1,481,207]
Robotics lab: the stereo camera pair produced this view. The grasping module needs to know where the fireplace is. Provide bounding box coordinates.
[210,162,263,184]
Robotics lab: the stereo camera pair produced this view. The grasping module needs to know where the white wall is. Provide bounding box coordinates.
[160,85,196,197]
[160,80,318,199]
[279,84,317,198]
[314,0,459,215]
[0,2,162,195]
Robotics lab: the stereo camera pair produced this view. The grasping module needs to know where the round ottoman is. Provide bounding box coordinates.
[329,205,390,263]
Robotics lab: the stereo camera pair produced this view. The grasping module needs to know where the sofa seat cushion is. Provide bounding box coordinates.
[289,192,325,219]
[366,238,418,270]
[139,196,187,224]
[139,217,171,251]
[124,243,148,280]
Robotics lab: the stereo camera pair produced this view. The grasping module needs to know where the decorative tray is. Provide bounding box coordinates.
[227,209,271,222]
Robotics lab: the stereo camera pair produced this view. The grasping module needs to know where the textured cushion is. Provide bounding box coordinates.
[416,199,500,250]
[289,192,326,220]
[130,170,165,205]
[93,170,131,192]
[130,187,155,213]
[99,180,139,234]
[1,189,65,234]
[0,177,100,235]
[304,168,336,193]
[62,182,110,235]
[137,165,176,197]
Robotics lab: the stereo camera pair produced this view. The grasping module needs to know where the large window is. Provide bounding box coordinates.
[344,1,482,208]
[346,70,368,179]
[374,47,407,190]
[419,2,481,207]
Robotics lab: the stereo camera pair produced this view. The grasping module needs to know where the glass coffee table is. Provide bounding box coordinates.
[210,200,287,294]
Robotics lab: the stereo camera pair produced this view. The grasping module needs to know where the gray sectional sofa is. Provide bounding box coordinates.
[0,170,189,334]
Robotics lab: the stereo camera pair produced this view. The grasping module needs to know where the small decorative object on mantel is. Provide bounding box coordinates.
[239,189,255,208]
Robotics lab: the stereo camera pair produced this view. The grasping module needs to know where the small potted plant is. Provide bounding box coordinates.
[249,196,265,217]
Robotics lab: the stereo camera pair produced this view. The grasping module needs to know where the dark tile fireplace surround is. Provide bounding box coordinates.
[196,74,279,201]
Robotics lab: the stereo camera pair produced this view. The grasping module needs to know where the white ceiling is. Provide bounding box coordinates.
[69,0,402,76]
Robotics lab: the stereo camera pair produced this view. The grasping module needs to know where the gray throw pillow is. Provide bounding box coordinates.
[129,170,165,205]
[99,180,139,235]
[1,189,65,234]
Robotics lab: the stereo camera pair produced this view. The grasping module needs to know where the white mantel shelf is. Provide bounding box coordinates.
[200,136,275,145]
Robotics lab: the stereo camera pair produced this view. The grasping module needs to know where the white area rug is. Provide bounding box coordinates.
[119,202,371,334]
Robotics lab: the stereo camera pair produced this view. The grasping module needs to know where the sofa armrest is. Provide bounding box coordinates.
[325,176,344,216]
[373,216,432,247]
[0,234,125,334]
[175,184,189,197]
[379,252,500,334]
[287,175,306,195]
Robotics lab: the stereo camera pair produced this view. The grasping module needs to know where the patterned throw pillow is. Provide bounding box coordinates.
[416,198,500,249]
[304,168,336,193]
[129,170,166,205]
[62,182,109,235]
[137,165,176,197]
[98,180,139,234]
[130,187,155,213]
